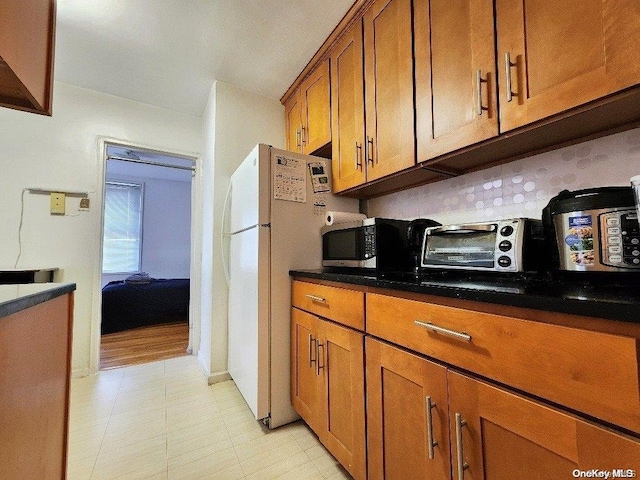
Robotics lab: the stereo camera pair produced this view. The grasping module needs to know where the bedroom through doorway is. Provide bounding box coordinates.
[100,144,196,370]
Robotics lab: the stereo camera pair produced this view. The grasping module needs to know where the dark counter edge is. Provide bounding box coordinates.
[290,271,638,324]
[0,283,76,319]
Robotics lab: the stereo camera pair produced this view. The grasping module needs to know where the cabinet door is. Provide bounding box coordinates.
[0,0,55,115]
[301,59,331,154]
[496,0,640,132]
[331,22,367,192]
[414,0,498,161]
[366,338,450,480]
[363,0,415,181]
[290,308,320,430]
[318,319,366,480]
[447,371,640,480]
[285,90,303,153]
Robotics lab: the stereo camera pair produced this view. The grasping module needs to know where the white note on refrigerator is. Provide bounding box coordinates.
[274,155,306,202]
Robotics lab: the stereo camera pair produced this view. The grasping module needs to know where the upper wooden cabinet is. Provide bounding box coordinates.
[363,0,415,182]
[332,0,416,193]
[0,0,56,115]
[496,0,640,132]
[285,60,331,155]
[331,22,366,192]
[283,0,640,197]
[414,0,499,160]
[285,92,303,153]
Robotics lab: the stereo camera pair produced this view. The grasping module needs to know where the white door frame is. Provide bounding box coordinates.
[91,136,202,374]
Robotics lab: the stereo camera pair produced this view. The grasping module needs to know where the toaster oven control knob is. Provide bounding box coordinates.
[497,256,512,267]
[498,240,512,252]
[500,225,514,236]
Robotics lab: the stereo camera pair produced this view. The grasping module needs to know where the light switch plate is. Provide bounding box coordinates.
[50,192,65,215]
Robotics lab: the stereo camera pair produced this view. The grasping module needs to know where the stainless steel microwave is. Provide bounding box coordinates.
[321,218,411,270]
[420,218,544,273]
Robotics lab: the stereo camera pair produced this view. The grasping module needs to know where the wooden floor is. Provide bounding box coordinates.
[100,322,189,370]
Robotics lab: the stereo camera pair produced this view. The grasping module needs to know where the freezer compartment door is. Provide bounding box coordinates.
[230,144,271,233]
[227,225,270,420]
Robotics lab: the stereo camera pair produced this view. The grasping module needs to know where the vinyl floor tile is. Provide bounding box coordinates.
[67,356,352,479]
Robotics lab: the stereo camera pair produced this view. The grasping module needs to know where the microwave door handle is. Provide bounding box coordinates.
[429,224,497,234]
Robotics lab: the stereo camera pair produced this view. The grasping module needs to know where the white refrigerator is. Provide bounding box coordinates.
[224,144,359,428]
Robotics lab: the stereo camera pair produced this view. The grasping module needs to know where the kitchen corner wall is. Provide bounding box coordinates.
[0,83,201,376]
[367,127,640,223]
[199,81,285,383]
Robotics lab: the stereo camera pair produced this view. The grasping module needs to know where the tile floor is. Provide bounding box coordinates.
[67,355,352,479]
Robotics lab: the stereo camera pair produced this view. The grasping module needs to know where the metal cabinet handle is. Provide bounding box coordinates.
[355,142,363,171]
[308,334,317,368]
[455,413,469,480]
[414,321,472,342]
[426,396,438,460]
[316,341,325,376]
[296,128,301,147]
[305,294,326,303]
[301,125,307,145]
[476,69,487,116]
[505,52,516,102]
[367,136,375,165]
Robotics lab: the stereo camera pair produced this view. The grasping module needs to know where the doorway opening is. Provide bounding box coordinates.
[100,144,196,370]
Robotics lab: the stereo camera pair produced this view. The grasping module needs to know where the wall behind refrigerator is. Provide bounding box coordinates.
[367,127,640,223]
[199,81,285,383]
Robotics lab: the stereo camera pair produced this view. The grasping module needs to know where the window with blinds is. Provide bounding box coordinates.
[103,182,143,274]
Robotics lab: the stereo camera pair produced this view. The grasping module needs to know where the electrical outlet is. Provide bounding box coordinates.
[79,197,90,211]
[50,192,65,215]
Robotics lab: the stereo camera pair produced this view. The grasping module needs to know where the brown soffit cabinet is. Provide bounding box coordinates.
[0,0,56,116]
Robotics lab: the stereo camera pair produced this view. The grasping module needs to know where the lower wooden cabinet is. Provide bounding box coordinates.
[366,336,450,480]
[291,307,367,479]
[366,337,640,480]
[0,293,73,480]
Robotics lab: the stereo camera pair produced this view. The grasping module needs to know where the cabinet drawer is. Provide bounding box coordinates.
[367,293,640,433]
[292,281,364,331]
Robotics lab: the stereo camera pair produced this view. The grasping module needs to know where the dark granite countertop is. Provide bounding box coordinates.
[0,283,76,319]
[290,269,640,324]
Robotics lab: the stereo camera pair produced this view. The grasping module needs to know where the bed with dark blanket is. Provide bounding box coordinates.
[101,278,189,334]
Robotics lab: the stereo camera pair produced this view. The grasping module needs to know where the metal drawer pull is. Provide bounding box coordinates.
[308,334,316,368]
[414,321,472,342]
[476,69,487,116]
[505,52,516,102]
[305,294,326,303]
[316,341,325,376]
[426,396,438,460]
[455,413,469,480]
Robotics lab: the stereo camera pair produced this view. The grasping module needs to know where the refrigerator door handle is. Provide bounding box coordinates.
[221,181,233,287]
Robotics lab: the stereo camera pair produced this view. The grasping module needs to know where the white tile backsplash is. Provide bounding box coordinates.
[366,127,640,224]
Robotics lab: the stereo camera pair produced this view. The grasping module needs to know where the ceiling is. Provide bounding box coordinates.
[55,0,354,116]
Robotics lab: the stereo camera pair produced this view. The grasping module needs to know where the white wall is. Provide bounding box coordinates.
[199,81,284,382]
[367,127,640,223]
[102,174,192,287]
[0,83,201,376]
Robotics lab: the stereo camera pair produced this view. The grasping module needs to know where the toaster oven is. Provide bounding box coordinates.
[420,218,544,273]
